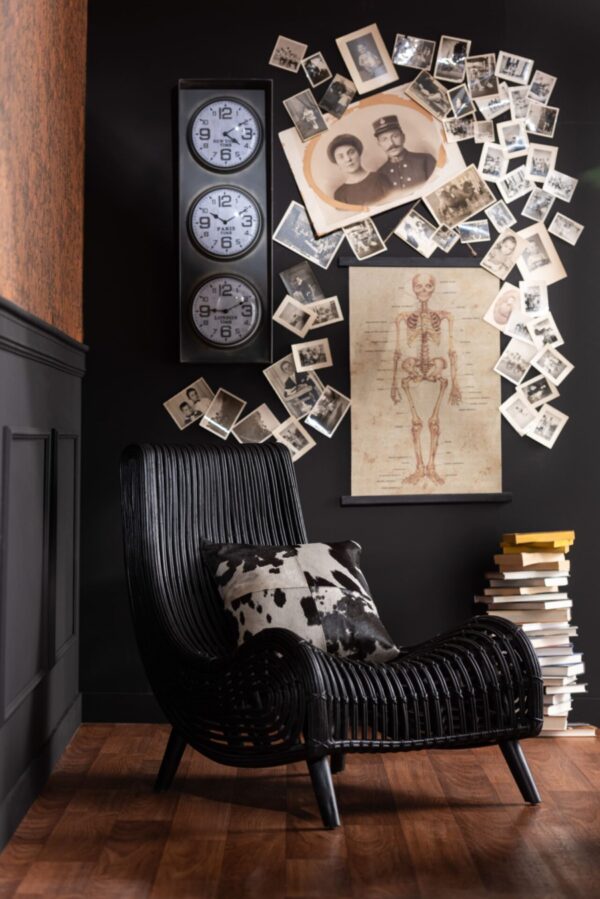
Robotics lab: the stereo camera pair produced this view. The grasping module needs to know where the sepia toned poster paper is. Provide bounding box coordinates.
[349,266,501,495]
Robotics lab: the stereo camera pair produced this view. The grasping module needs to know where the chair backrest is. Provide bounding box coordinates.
[120,442,308,665]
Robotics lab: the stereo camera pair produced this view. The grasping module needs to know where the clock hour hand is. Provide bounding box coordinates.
[209,211,229,225]
[223,205,250,225]
[222,127,240,144]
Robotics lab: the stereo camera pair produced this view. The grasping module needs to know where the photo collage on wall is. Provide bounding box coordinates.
[166,23,582,464]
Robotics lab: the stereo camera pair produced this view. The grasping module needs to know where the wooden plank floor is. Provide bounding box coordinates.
[0,725,599,898]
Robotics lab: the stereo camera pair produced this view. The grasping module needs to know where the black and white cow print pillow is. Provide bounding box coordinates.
[202,540,399,663]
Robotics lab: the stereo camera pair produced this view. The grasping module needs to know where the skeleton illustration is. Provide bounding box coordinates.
[391,274,461,485]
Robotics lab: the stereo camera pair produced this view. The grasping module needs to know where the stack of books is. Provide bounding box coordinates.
[477,530,595,738]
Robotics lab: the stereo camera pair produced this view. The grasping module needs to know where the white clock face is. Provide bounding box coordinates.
[189,98,262,170]
[190,275,262,347]
[189,187,262,258]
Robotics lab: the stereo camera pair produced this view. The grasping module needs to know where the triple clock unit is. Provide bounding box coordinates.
[178,80,272,363]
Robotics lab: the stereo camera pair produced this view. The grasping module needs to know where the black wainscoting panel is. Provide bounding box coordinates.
[0,295,86,850]
[1,429,51,718]
[83,0,600,723]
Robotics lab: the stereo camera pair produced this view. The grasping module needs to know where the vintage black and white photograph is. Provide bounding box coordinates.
[305,385,351,437]
[279,260,325,304]
[272,295,316,337]
[459,219,490,243]
[500,392,539,436]
[163,377,214,430]
[518,373,560,408]
[263,353,324,420]
[496,51,534,85]
[481,230,526,280]
[525,144,558,183]
[525,403,568,448]
[504,310,536,344]
[343,217,387,260]
[432,224,460,253]
[544,168,578,203]
[475,82,510,120]
[443,115,475,142]
[434,35,471,83]
[548,212,584,246]
[519,280,549,316]
[527,312,563,349]
[528,70,557,105]
[336,23,397,95]
[306,296,344,329]
[424,164,496,228]
[483,282,521,331]
[526,100,559,138]
[466,54,499,99]
[273,202,344,269]
[516,223,566,285]
[531,346,573,386]
[291,337,333,373]
[301,52,332,88]
[474,120,495,144]
[269,35,308,73]
[392,34,436,70]
[232,404,280,444]
[200,388,247,440]
[406,70,452,119]
[508,85,531,120]
[394,207,437,257]
[477,142,508,182]
[318,74,357,118]
[448,84,475,118]
[497,164,532,204]
[494,337,537,385]
[485,199,517,233]
[272,416,316,461]
[283,89,328,142]
[279,83,466,237]
[522,188,555,223]
[497,120,529,158]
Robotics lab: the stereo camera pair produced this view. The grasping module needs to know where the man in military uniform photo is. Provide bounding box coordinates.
[373,115,436,193]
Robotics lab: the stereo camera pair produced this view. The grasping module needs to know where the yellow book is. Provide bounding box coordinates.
[502,531,575,544]
[500,543,571,554]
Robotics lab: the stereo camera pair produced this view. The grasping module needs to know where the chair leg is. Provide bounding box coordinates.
[154,728,187,792]
[330,752,345,775]
[499,739,541,804]
[307,757,341,828]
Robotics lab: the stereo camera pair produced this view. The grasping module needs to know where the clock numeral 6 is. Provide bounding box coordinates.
[220,325,232,338]
[220,237,232,250]
[220,148,232,162]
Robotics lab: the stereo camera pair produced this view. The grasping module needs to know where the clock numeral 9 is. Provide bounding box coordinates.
[198,305,210,318]
[197,216,210,229]
[197,127,210,141]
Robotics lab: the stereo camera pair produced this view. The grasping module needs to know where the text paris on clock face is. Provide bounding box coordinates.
[190,275,262,347]
[189,97,262,170]
[189,186,262,258]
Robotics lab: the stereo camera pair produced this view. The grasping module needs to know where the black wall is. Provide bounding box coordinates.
[83,0,600,722]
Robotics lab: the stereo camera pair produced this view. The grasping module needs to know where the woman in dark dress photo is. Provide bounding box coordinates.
[328,134,388,205]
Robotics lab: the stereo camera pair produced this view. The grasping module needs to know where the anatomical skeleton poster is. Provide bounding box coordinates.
[349,265,501,496]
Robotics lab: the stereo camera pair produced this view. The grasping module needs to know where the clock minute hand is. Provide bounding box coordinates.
[222,127,240,145]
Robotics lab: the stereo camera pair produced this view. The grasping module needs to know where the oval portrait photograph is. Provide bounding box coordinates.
[279,83,467,236]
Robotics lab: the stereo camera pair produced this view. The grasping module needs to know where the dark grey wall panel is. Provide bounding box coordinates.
[0,295,85,850]
[2,430,51,716]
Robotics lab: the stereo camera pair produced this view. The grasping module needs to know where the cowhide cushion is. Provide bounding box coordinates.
[202,540,399,663]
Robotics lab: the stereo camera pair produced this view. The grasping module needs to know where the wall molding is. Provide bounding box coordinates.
[0,294,87,378]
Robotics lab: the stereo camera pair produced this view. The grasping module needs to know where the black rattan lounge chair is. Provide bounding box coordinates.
[120,442,543,828]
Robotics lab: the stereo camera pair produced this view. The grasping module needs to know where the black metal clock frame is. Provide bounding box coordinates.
[177,79,273,363]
